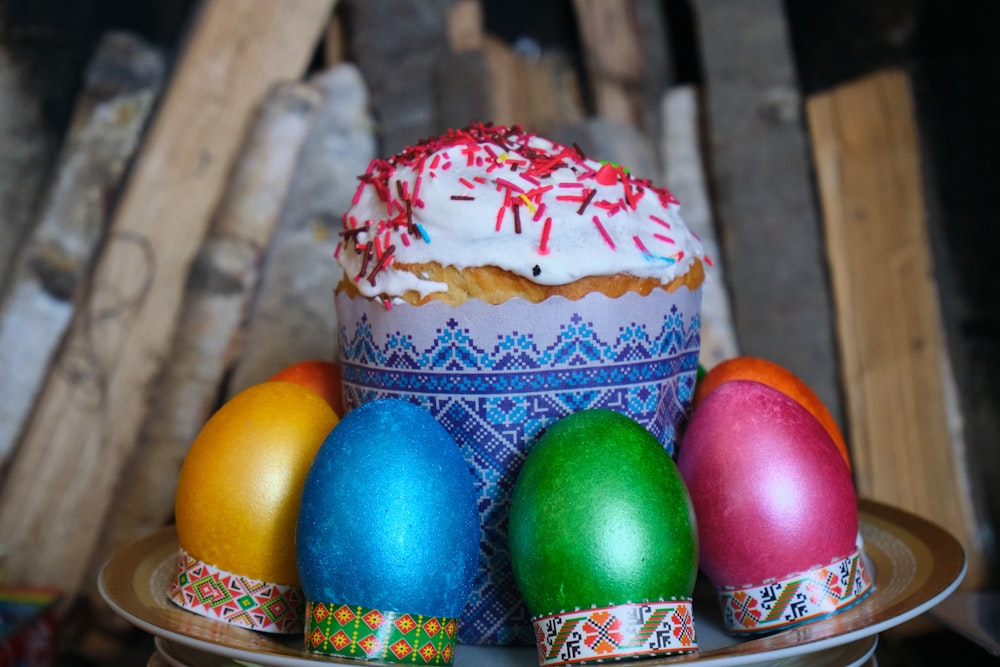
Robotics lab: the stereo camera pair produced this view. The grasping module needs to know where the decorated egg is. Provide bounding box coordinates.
[296,398,479,664]
[169,381,339,633]
[269,358,344,416]
[677,380,872,634]
[694,355,851,471]
[508,409,698,665]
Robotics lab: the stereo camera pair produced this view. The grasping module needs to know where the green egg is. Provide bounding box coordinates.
[508,409,698,617]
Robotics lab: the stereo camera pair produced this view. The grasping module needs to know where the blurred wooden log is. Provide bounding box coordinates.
[324,8,347,66]
[481,35,585,136]
[85,80,323,602]
[0,32,165,466]
[226,64,376,397]
[0,45,59,297]
[551,117,658,186]
[434,0,490,131]
[347,0,454,151]
[661,85,739,367]
[446,0,482,52]
[0,0,334,600]
[807,68,986,587]
[690,0,843,423]
[571,0,673,142]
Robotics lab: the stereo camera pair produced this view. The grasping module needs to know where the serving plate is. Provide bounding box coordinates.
[150,633,878,667]
[101,498,964,667]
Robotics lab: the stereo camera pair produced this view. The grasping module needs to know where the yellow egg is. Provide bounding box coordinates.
[175,380,338,586]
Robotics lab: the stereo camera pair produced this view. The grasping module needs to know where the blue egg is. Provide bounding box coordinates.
[296,398,479,618]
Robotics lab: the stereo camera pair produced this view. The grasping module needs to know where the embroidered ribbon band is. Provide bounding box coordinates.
[532,599,697,666]
[719,547,873,634]
[305,601,459,665]
[167,548,304,634]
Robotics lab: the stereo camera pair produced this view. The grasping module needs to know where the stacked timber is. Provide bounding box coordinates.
[0,0,990,660]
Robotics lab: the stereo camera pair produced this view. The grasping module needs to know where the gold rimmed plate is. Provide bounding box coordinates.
[100,499,965,667]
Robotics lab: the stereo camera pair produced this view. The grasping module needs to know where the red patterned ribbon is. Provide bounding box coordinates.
[719,547,873,634]
[305,601,459,665]
[532,599,697,666]
[167,548,304,634]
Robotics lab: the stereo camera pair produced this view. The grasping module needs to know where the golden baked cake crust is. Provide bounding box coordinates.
[338,257,705,306]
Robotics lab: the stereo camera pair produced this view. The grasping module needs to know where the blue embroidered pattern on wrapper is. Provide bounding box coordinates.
[337,301,700,646]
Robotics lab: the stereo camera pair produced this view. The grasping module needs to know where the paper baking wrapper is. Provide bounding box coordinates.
[335,287,702,645]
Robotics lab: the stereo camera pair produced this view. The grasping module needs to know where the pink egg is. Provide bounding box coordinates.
[677,380,858,590]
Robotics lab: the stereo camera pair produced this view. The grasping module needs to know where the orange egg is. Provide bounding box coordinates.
[269,359,343,416]
[693,356,851,471]
[174,381,339,586]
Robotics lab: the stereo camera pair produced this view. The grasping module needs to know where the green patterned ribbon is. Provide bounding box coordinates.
[304,600,459,665]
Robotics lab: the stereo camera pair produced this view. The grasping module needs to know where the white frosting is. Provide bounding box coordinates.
[336,125,706,300]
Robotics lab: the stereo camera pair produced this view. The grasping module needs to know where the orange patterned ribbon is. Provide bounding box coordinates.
[532,600,697,666]
[719,547,873,634]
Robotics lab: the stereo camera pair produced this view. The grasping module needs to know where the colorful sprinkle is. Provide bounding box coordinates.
[538,217,553,255]
[415,223,431,243]
[649,214,671,230]
[593,215,615,249]
[337,122,698,292]
[633,235,651,255]
[519,193,536,213]
[533,201,547,222]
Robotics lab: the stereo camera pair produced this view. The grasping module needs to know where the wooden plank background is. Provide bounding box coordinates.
[0,0,994,659]
[807,68,986,588]
[0,0,335,604]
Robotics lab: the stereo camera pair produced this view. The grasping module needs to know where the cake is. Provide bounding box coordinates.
[333,122,706,644]
[336,123,704,306]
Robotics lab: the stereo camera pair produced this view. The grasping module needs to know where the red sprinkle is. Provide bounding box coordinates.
[413,173,423,201]
[538,217,553,255]
[650,214,671,229]
[623,179,636,210]
[496,177,523,193]
[533,202,547,222]
[633,235,651,255]
[526,184,554,198]
[593,215,615,249]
